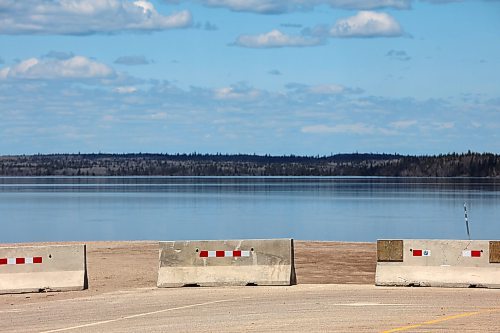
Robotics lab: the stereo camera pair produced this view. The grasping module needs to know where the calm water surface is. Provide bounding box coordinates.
[0,177,499,243]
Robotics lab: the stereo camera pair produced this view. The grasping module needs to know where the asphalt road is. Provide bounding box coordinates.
[1,284,499,333]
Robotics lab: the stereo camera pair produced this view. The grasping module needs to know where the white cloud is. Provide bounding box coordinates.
[330,11,403,38]
[0,56,114,80]
[150,112,168,120]
[301,123,375,135]
[234,30,322,48]
[202,0,289,13]
[0,66,11,79]
[134,0,155,12]
[307,84,346,95]
[390,120,417,129]
[214,85,262,101]
[433,122,455,129]
[114,86,138,94]
[326,0,410,9]
[165,0,410,14]
[285,83,360,97]
[0,0,192,35]
[1,75,498,154]
[419,0,463,3]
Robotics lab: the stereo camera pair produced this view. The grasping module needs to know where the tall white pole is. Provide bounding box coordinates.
[464,202,470,240]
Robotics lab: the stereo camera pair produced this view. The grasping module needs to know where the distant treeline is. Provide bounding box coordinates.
[0,152,499,177]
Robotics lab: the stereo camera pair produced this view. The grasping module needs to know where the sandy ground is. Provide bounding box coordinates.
[0,241,375,306]
[294,241,376,284]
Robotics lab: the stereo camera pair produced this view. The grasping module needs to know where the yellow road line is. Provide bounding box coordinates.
[382,308,500,333]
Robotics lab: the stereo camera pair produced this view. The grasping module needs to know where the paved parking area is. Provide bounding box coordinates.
[1,284,499,332]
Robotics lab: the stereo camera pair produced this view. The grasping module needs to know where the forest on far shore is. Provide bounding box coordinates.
[0,152,499,177]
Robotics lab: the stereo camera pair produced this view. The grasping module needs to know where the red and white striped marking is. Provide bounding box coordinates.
[462,250,482,257]
[0,257,43,265]
[199,250,251,258]
[412,249,431,257]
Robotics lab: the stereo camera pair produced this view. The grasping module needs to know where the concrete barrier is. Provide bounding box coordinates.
[376,239,500,288]
[0,244,87,294]
[157,239,295,287]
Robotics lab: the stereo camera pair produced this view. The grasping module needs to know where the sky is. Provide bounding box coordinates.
[0,0,499,155]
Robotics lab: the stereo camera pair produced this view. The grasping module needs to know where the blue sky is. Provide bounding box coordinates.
[0,0,499,155]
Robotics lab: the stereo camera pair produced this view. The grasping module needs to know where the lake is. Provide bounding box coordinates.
[0,177,499,243]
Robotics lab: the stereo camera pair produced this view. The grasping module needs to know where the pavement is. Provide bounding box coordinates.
[1,284,499,333]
